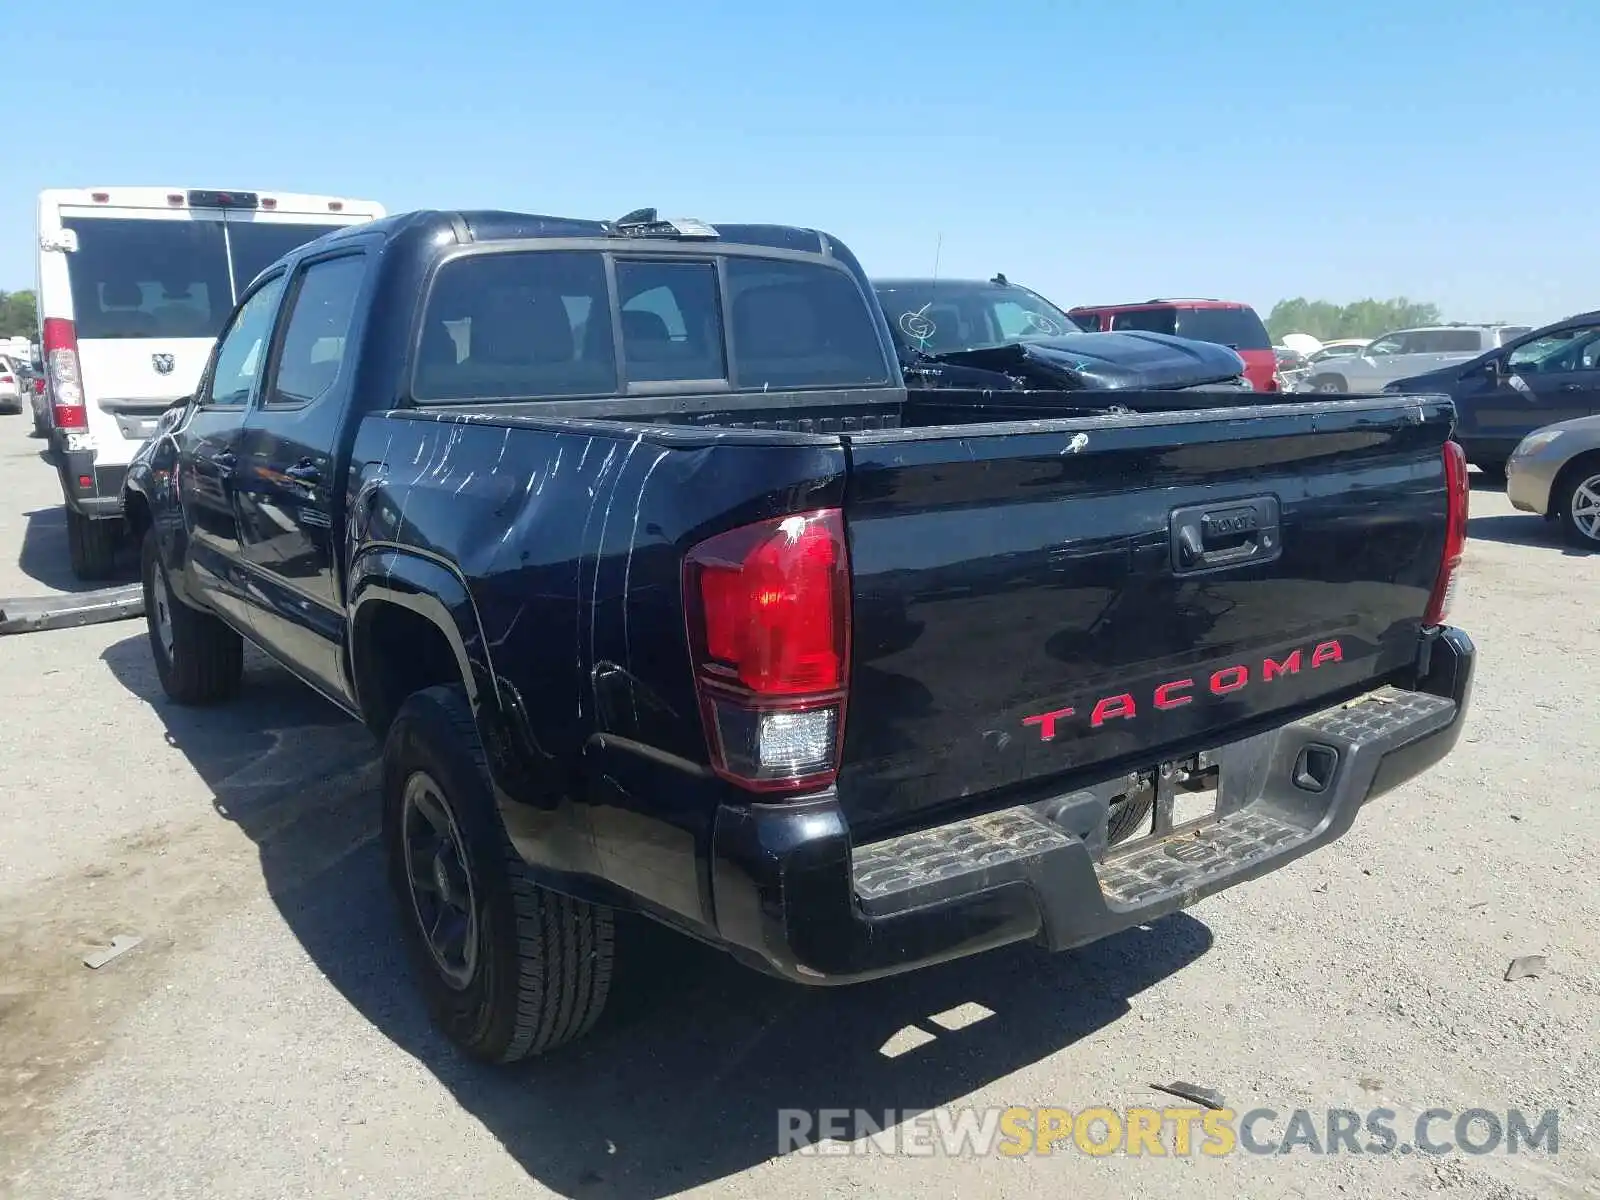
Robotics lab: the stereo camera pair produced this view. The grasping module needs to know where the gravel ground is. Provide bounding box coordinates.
[0,407,1595,1199]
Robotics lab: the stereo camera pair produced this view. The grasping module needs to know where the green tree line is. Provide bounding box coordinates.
[0,290,38,340]
[1266,297,1443,343]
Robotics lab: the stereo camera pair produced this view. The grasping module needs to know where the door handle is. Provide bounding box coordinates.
[212,449,237,477]
[1170,495,1283,576]
[1560,382,1585,392]
[284,459,321,485]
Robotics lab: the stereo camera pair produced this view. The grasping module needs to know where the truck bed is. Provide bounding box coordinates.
[393,387,1455,838]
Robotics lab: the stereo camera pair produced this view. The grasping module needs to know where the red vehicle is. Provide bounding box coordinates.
[1069,299,1279,392]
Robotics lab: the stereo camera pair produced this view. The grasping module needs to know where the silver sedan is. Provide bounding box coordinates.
[1505,414,1600,547]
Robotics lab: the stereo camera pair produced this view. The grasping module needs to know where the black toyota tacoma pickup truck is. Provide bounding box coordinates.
[123,207,1475,1063]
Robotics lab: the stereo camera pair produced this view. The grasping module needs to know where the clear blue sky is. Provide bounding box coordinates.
[9,0,1595,326]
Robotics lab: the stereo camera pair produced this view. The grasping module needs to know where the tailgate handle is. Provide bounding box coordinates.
[1170,496,1281,576]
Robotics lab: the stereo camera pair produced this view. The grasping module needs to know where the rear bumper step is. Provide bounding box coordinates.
[710,627,1473,984]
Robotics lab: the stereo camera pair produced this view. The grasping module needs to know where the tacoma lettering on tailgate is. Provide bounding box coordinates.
[1021,639,1346,742]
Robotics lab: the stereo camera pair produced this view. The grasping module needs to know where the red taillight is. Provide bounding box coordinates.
[167,193,184,206]
[43,317,88,430]
[261,196,277,209]
[683,509,851,793]
[0,374,12,384]
[91,192,109,203]
[33,377,45,394]
[328,200,344,212]
[1425,441,1469,626]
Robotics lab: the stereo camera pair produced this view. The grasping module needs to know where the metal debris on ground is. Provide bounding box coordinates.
[83,935,143,969]
[1150,1081,1225,1110]
[0,584,144,636]
[1504,955,1547,982]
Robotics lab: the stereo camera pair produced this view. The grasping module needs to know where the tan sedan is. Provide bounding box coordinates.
[1505,414,1600,547]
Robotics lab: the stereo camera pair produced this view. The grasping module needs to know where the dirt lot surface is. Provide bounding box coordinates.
[1,409,1595,1199]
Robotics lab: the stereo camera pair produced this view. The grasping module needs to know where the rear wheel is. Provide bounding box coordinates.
[382,685,615,1063]
[1308,374,1348,394]
[141,531,244,704]
[1555,461,1600,549]
[66,508,122,580]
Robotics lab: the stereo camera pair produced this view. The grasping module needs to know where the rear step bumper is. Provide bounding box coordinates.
[710,626,1474,985]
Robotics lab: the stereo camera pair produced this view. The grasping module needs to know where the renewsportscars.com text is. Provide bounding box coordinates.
[779,1106,1561,1158]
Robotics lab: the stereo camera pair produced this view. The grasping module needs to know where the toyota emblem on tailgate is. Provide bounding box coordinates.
[152,353,175,375]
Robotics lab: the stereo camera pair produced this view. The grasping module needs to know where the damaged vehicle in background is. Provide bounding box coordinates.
[123,207,1476,1065]
[873,274,1257,399]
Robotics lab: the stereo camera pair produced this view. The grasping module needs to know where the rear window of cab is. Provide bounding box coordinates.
[412,249,893,402]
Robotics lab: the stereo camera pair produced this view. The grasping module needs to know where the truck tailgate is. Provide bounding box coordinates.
[837,396,1456,833]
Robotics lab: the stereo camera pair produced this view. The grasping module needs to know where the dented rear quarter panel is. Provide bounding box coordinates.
[342,407,848,922]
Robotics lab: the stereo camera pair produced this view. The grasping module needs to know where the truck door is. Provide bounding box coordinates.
[1476,323,1600,463]
[174,271,287,630]
[234,248,371,703]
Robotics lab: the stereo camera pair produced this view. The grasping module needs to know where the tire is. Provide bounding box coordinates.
[1554,459,1600,550]
[140,531,244,704]
[1308,374,1348,394]
[1107,791,1154,845]
[382,685,615,1063]
[30,404,48,439]
[66,508,123,580]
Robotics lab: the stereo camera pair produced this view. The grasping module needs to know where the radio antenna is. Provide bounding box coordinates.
[931,232,943,286]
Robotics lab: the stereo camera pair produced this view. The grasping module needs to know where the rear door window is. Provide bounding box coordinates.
[1414,329,1483,353]
[61,216,232,339]
[413,251,617,401]
[267,255,368,408]
[725,258,891,390]
[1366,333,1412,355]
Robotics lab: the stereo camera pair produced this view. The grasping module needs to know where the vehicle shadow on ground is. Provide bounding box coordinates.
[14,505,138,592]
[100,634,1214,1200]
[1467,513,1588,554]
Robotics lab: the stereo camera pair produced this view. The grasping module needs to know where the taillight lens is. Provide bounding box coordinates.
[33,377,45,395]
[683,509,851,793]
[43,317,88,430]
[1425,440,1469,626]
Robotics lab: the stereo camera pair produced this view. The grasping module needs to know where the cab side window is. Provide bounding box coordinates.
[202,274,286,407]
[267,255,368,408]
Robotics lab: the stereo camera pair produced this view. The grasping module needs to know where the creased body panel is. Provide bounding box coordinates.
[837,397,1456,833]
[345,410,848,920]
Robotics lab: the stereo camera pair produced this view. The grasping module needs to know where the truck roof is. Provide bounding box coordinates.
[342,209,843,256]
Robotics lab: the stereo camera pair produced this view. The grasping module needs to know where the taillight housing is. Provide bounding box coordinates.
[43,317,88,430]
[1424,440,1469,626]
[683,509,851,794]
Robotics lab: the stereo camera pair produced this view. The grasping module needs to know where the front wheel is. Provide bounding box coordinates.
[141,531,244,704]
[1556,461,1600,549]
[382,685,615,1063]
[1307,374,1348,394]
